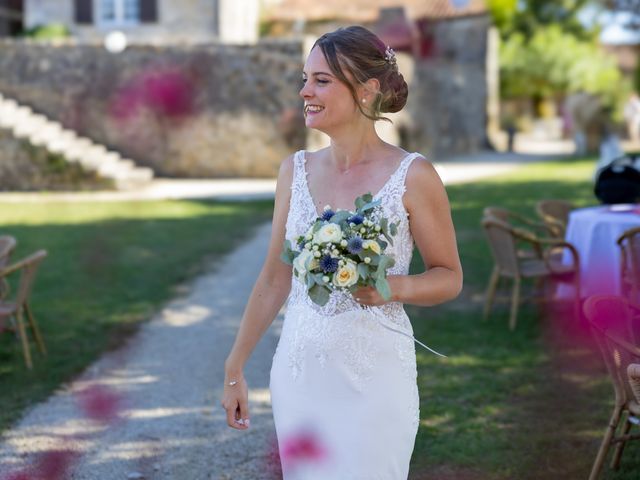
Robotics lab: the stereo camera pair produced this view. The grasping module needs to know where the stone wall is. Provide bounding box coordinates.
[0,128,112,190]
[0,38,305,177]
[407,15,491,157]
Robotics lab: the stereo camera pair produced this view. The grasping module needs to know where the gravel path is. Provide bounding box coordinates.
[0,223,281,480]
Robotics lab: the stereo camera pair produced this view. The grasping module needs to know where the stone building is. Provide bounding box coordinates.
[0,0,23,37]
[23,0,260,44]
[264,0,496,157]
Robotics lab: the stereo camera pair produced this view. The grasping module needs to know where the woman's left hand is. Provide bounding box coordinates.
[352,276,400,306]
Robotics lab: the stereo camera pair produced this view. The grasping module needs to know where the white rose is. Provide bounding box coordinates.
[314,223,343,244]
[333,260,358,288]
[362,240,381,255]
[293,250,316,280]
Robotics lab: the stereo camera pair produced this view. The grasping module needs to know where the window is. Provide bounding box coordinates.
[99,0,140,25]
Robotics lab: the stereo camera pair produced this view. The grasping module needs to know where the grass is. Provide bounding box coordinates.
[409,157,640,479]
[0,199,273,431]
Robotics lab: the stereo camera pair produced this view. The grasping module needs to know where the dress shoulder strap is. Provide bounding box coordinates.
[396,152,423,186]
[384,152,423,198]
[290,150,307,189]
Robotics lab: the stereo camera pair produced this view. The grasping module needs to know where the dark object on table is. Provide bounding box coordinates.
[595,155,640,204]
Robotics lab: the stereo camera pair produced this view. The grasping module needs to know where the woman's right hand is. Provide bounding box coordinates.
[220,373,250,430]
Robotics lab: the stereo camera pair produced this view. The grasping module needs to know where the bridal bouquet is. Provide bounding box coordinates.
[281,193,398,307]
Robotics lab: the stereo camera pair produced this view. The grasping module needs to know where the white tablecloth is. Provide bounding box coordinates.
[559,205,640,298]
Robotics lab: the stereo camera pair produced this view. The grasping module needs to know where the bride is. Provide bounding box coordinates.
[221,25,462,479]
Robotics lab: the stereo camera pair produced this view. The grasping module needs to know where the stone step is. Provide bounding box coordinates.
[30,125,65,145]
[113,168,154,190]
[0,91,154,190]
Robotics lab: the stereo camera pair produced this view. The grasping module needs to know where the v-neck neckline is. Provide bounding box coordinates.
[300,150,416,218]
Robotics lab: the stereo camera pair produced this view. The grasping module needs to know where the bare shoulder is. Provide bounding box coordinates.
[305,147,330,163]
[279,152,296,175]
[405,155,448,211]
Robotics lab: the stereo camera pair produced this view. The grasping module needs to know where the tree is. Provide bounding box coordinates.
[500,25,624,105]
[487,0,598,40]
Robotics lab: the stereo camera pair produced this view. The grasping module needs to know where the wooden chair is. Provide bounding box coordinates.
[583,295,640,480]
[484,206,558,241]
[535,199,574,238]
[0,250,48,369]
[0,236,17,300]
[618,227,640,304]
[481,216,580,330]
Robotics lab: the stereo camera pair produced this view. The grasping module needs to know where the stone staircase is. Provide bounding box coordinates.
[0,93,153,190]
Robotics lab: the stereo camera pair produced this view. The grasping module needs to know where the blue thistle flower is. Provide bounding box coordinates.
[347,236,363,254]
[319,255,339,273]
[321,209,335,221]
[348,214,364,225]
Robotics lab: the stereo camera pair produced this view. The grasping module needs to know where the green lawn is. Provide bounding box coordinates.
[409,158,640,479]
[0,199,273,431]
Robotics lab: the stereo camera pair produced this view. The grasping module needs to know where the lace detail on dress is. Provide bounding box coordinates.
[285,150,420,321]
[283,150,422,389]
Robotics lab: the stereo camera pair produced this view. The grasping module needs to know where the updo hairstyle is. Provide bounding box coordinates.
[311,25,409,122]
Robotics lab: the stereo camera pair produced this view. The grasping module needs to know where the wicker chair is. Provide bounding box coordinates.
[484,206,558,242]
[481,216,580,330]
[583,295,640,480]
[617,227,640,304]
[0,235,17,300]
[535,199,574,238]
[0,250,48,369]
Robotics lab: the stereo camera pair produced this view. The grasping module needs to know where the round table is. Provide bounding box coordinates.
[559,205,640,298]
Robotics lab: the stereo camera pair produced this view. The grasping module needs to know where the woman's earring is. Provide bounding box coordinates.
[361,98,366,103]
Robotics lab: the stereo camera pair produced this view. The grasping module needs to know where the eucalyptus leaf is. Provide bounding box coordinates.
[359,199,381,213]
[357,263,369,280]
[377,255,395,275]
[280,240,294,265]
[380,218,389,234]
[375,276,392,301]
[308,284,331,306]
[389,222,398,236]
[329,211,351,224]
[306,272,316,289]
[360,192,373,204]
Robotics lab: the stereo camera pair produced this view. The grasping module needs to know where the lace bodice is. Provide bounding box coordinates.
[285,149,420,320]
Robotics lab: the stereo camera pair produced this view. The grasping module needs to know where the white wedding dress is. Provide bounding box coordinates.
[270,150,423,479]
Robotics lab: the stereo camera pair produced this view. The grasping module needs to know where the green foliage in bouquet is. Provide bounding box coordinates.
[281,193,398,306]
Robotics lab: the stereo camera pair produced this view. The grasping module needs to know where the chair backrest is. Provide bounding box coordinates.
[0,236,17,269]
[1,250,48,308]
[618,227,640,302]
[535,200,573,237]
[583,295,640,409]
[483,206,512,223]
[481,216,520,277]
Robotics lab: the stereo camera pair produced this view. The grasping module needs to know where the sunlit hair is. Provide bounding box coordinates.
[311,25,409,123]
